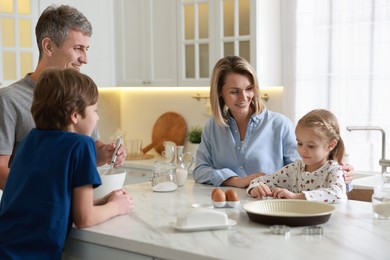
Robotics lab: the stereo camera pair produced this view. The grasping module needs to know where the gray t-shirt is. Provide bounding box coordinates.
[0,74,100,165]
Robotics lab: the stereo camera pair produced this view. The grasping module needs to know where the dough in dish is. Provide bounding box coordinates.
[175,208,228,228]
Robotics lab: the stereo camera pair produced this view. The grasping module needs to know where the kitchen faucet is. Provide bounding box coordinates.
[346,126,390,173]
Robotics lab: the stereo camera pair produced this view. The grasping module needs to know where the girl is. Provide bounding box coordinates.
[247,109,347,203]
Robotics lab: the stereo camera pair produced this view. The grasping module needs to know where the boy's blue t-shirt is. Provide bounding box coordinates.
[0,129,101,259]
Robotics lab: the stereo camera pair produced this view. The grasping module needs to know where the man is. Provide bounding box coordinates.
[0,5,126,189]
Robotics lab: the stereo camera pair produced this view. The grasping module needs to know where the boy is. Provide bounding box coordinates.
[0,68,133,259]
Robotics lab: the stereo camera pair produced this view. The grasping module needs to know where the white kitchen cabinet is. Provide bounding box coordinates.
[114,0,178,86]
[178,0,255,86]
[178,0,282,86]
[113,0,281,87]
[114,0,257,87]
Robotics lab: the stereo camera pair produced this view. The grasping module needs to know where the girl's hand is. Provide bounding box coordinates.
[250,183,272,198]
[271,188,295,199]
[271,188,305,200]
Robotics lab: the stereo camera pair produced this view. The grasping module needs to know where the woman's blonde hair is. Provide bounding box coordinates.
[297,109,345,162]
[210,56,265,127]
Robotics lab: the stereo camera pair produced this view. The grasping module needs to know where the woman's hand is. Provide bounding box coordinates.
[341,164,354,184]
[223,173,265,188]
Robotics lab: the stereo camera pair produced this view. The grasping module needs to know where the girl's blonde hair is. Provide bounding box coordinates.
[297,109,345,162]
[210,56,265,127]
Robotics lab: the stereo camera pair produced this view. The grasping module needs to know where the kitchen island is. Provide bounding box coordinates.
[62,180,390,260]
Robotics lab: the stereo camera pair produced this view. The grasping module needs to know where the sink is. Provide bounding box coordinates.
[353,172,382,189]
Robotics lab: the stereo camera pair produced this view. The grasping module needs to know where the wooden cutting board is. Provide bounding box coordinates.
[142,112,187,155]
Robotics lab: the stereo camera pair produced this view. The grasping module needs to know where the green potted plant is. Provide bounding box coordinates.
[187,126,202,160]
[188,126,202,144]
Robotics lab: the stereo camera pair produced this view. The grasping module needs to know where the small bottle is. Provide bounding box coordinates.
[372,172,390,219]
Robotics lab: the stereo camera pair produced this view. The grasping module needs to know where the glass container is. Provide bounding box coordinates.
[372,172,390,219]
[151,162,177,192]
[173,146,194,186]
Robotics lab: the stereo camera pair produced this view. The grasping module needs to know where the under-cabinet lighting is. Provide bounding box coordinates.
[98,86,210,92]
[98,86,283,94]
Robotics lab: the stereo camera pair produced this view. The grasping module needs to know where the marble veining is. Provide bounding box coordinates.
[64,179,390,260]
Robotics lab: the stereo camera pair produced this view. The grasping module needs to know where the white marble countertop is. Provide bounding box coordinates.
[63,179,390,260]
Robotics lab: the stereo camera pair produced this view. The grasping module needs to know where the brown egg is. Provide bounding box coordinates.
[211,188,226,202]
[211,188,219,197]
[225,189,239,202]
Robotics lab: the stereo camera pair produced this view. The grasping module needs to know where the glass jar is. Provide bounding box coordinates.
[151,162,177,192]
[372,172,390,219]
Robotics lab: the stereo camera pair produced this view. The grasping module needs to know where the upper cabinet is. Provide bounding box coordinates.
[115,0,262,87]
[178,0,282,87]
[114,0,178,86]
[1,1,281,87]
[178,0,253,86]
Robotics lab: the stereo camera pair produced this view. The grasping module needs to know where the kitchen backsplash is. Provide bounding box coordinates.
[97,86,284,154]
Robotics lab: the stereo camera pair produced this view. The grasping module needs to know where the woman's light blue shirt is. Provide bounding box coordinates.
[193,109,300,186]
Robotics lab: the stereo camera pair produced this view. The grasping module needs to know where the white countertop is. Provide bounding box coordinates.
[63,180,390,260]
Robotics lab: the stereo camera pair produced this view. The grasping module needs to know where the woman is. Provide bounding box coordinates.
[192,56,354,188]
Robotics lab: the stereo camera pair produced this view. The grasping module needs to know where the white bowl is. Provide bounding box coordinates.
[94,167,127,199]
